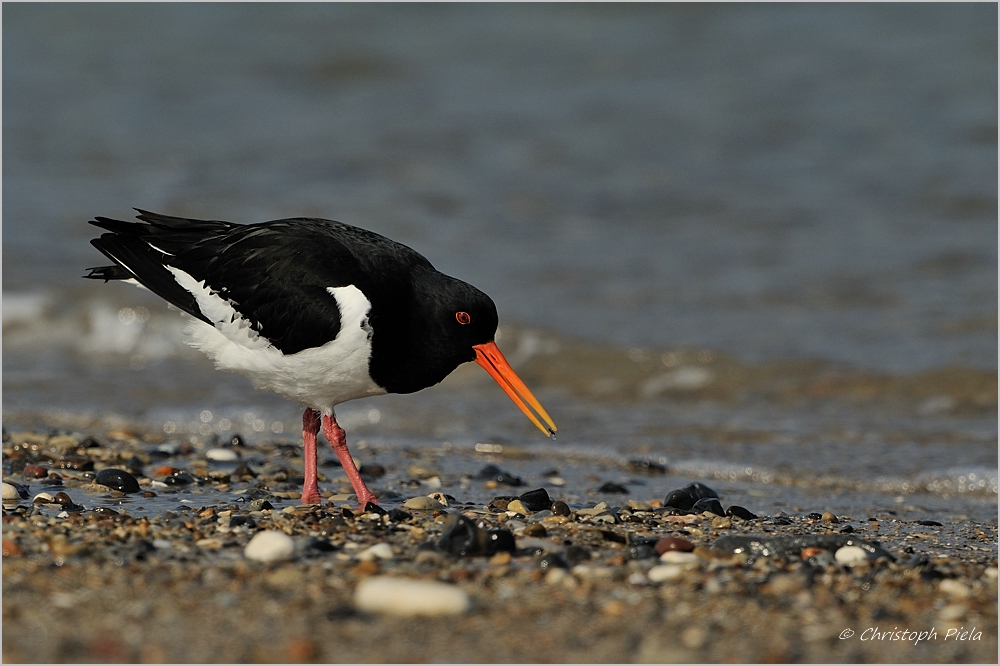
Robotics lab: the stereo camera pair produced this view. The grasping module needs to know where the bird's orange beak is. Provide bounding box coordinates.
[473,341,557,438]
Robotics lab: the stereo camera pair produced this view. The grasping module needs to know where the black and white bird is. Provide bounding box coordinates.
[85,210,556,507]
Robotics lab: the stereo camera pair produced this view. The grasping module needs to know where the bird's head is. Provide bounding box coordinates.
[431,276,557,439]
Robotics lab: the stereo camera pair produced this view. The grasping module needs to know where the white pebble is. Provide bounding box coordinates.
[2,482,20,502]
[403,496,445,510]
[647,564,686,582]
[33,492,55,503]
[660,551,700,564]
[205,448,239,462]
[938,579,970,598]
[834,545,869,565]
[357,542,394,561]
[244,530,295,562]
[354,576,470,616]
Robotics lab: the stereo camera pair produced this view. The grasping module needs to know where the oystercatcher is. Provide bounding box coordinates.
[85,210,556,507]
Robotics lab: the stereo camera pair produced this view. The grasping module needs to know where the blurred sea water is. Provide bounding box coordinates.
[3,4,996,512]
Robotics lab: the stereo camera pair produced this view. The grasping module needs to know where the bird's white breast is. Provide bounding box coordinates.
[166,267,386,412]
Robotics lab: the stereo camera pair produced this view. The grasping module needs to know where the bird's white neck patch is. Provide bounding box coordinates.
[164,266,385,410]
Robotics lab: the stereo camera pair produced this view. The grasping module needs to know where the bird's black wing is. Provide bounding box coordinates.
[86,210,431,354]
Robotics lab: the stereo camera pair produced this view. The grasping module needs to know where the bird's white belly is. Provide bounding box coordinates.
[167,267,386,411]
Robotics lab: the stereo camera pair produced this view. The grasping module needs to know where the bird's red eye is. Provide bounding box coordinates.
[456,311,471,325]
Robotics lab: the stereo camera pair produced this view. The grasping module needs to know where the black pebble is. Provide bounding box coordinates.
[474,464,523,486]
[564,545,591,566]
[726,505,758,520]
[229,515,256,528]
[95,468,141,494]
[231,463,258,479]
[626,545,658,560]
[664,489,695,510]
[917,520,943,526]
[164,470,197,486]
[691,498,726,516]
[124,456,145,476]
[387,508,412,522]
[229,434,246,448]
[247,498,274,511]
[551,500,571,516]
[487,529,516,554]
[840,525,854,533]
[363,502,387,516]
[598,482,629,494]
[518,488,553,511]
[806,512,824,520]
[538,553,569,570]
[92,506,120,516]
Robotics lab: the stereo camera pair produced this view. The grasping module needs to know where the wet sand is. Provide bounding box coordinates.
[2,424,996,663]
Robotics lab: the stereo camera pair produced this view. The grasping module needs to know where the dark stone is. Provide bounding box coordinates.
[241,487,270,500]
[91,507,120,516]
[655,536,695,554]
[840,525,854,533]
[917,520,943,526]
[125,456,145,475]
[551,501,571,516]
[229,434,246,448]
[523,523,547,538]
[598,482,629,494]
[164,470,198,486]
[538,553,569,570]
[487,530,516,554]
[437,513,516,557]
[691,498,725,516]
[247,498,274,512]
[95,468,141,494]
[22,464,48,479]
[474,464,523,486]
[359,464,386,479]
[363,502,387,516]
[686,482,718,499]
[627,459,667,474]
[229,515,255,528]
[664,489,695,510]
[341,507,355,519]
[726,505,758,520]
[772,517,793,526]
[564,545,591,566]
[626,545,658,560]
[920,567,945,581]
[54,492,74,506]
[518,488,552,512]
[79,436,102,449]
[806,512,824,520]
[231,463,258,480]
[142,491,157,498]
[387,508,412,522]
[489,496,517,511]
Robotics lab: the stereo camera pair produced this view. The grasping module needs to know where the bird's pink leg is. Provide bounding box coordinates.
[300,408,323,505]
[322,412,377,508]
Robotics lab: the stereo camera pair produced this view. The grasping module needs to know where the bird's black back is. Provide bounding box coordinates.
[86,210,434,357]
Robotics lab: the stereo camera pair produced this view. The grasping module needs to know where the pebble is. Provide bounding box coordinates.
[655,537,695,554]
[647,564,686,582]
[2,482,21,502]
[821,511,838,524]
[506,499,528,515]
[205,448,239,462]
[357,543,394,561]
[551,501,571,516]
[354,576,470,616]
[518,488,552,511]
[938,579,970,598]
[834,545,869,565]
[244,530,296,562]
[403,496,446,511]
[691,498,725,516]
[660,551,701,564]
[627,499,653,511]
[32,492,55,504]
[725,505,757,520]
[95,468,141,493]
[22,464,49,479]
